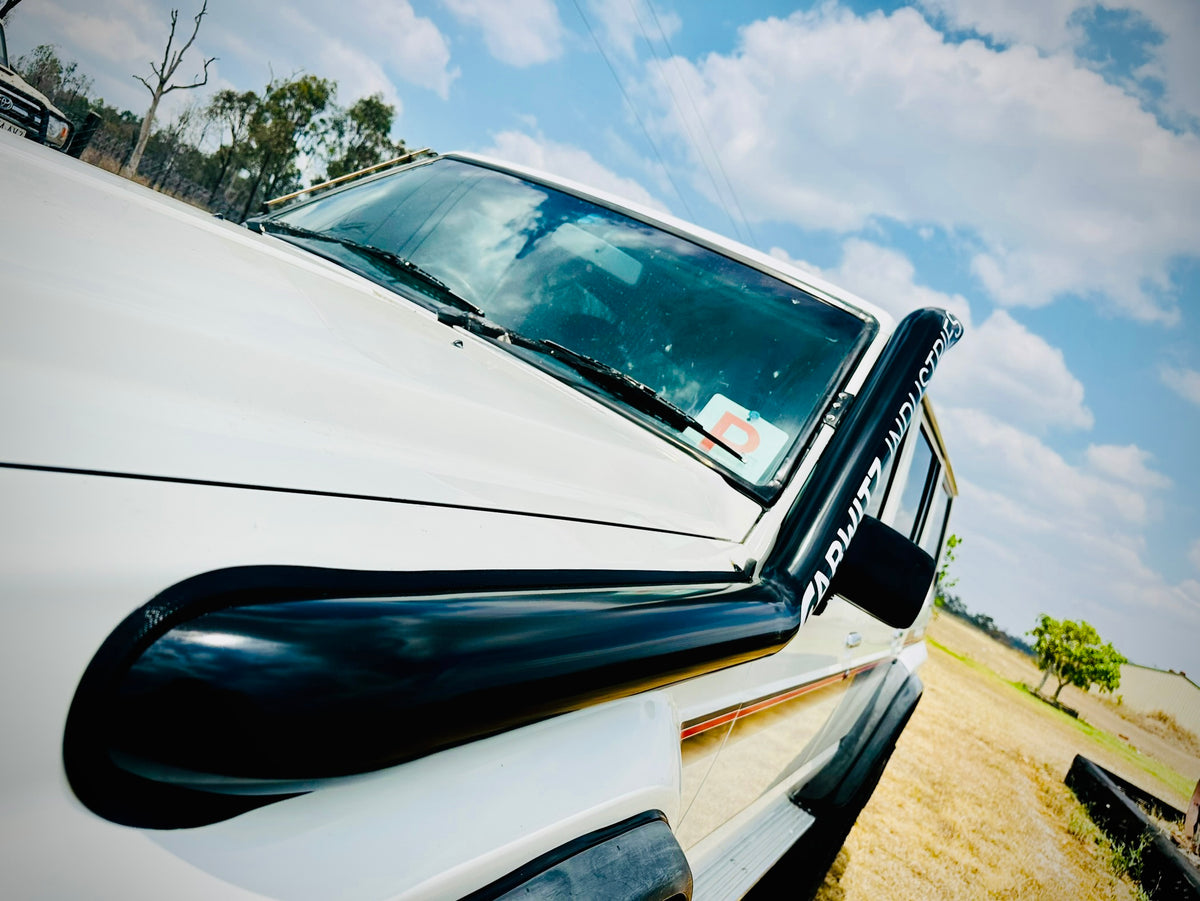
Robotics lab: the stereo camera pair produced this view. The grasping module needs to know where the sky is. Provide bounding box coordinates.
[6,0,1199,676]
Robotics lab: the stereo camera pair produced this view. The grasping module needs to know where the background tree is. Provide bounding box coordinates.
[934,532,962,609]
[937,534,961,589]
[145,99,206,191]
[1029,614,1125,700]
[7,30,422,216]
[323,93,406,180]
[14,43,94,124]
[203,88,258,206]
[238,74,334,221]
[122,1,214,178]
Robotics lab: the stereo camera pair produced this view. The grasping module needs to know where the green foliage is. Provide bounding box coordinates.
[203,88,259,206]
[237,73,336,220]
[1065,805,1152,898]
[323,92,406,181]
[1029,614,1126,700]
[14,43,94,123]
[937,532,961,590]
[1108,831,1151,880]
[933,533,961,611]
[10,40,413,216]
[935,590,967,616]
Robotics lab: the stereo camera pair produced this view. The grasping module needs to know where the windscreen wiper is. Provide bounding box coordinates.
[500,333,744,462]
[256,220,484,317]
[253,229,744,463]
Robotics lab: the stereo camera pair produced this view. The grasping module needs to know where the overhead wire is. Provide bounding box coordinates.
[644,0,760,250]
[629,0,754,247]
[571,0,698,222]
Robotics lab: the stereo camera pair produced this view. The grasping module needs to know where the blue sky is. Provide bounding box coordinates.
[7,0,1199,675]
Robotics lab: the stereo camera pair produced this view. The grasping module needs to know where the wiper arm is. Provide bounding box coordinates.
[257,220,484,317]
[440,314,742,459]
[508,336,744,462]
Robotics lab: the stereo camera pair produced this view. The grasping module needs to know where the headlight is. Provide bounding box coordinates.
[45,113,71,149]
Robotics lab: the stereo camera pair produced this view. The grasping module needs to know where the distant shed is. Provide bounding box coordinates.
[1097,663,1200,737]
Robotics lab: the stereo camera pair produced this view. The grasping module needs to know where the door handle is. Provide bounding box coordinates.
[844,632,863,648]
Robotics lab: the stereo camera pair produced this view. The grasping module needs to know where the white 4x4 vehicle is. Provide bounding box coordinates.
[0,21,73,150]
[0,138,961,899]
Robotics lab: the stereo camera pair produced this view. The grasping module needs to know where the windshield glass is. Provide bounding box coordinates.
[271,158,873,490]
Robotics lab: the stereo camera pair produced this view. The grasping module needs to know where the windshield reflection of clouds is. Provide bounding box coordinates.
[277,159,868,486]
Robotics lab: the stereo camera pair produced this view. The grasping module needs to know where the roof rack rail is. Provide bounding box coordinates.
[264,147,437,209]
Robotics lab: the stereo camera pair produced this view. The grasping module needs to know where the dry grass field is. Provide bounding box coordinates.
[814,612,1199,900]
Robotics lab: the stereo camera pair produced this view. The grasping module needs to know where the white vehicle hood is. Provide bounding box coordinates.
[0,139,762,540]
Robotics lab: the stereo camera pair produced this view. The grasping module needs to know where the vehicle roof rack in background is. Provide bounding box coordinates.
[264,147,437,210]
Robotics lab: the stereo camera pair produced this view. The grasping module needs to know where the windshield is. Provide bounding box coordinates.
[270,157,873,492]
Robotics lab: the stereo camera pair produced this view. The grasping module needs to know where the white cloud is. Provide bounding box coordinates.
[23,0,161,66]
[1128,0,1200,130]
[1085,444,1171,489]
[942,407,1145,526]
[14,0,459,113]
[584,0,682,60]
[477,129,664,211]
[1136,579,1200,636]
[771,239,973,327]
[641,5,1200,323]
[13,0,206,115]
[442,0,565,67]
[917,0,1200,129]
[1160,364,1200,406]
[269,1,458,102]
[917,0,1084,51]
[937,407,1199,671]
[938,309,1093,432]
[297,31,402,111]
[356,1,458,100]
[772,240,1091,433]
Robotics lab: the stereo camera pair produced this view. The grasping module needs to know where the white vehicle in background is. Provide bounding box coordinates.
[0,136,961,900]
[0,20,73,150]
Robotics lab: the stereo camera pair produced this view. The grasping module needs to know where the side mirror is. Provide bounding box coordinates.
[828,515,936,629]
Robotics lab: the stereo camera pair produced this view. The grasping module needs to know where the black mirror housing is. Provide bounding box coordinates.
[828,515,936,629]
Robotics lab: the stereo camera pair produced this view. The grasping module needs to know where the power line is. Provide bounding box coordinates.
[571,0,696,222]
[645,0,759,250]
[629,0,752,246]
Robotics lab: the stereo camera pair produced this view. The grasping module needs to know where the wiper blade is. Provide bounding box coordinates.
[257,220,484,317]
[443,314,743,460]
[514,337,744,462]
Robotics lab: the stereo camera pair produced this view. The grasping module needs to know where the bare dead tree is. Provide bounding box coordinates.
[121,1,215,179]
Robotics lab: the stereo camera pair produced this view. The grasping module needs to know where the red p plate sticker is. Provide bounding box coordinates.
[693,394,789,482]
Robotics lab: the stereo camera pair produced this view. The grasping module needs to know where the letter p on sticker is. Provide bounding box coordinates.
[700,411,761,454]
[694,393,790,483]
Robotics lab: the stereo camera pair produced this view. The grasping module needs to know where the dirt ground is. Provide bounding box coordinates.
[814,612,1200,900]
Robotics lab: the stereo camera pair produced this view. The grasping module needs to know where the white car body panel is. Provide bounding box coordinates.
[1,140,760,542]
[0,137,959,899]
[0,466,720,900]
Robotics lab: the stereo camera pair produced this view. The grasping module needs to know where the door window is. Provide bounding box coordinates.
[892,428,937,540]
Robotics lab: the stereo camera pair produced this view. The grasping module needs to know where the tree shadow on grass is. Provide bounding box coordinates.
[1017,682,1081,719]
